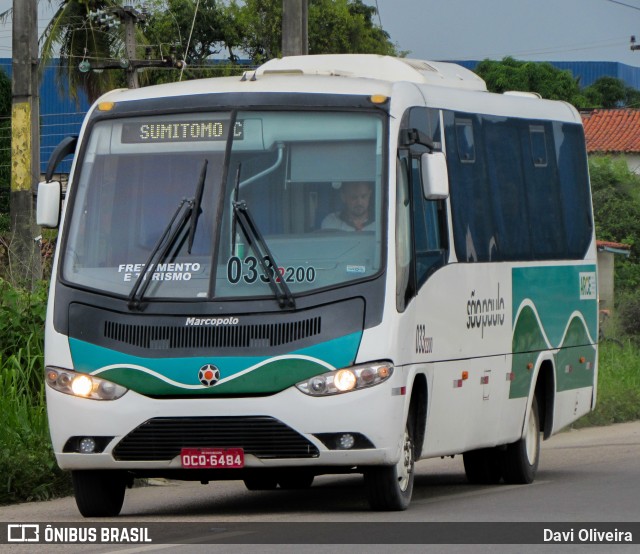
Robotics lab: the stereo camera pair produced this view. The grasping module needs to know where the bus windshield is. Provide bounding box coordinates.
[62,110,385,301]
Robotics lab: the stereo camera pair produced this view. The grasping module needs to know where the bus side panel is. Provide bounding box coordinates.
[391,263,523,458]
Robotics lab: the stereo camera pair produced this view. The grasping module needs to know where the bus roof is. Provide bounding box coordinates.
[255,55,488,91]
[96,55,581,125]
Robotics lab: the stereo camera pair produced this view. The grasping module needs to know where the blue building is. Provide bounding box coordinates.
[0,58,90,174]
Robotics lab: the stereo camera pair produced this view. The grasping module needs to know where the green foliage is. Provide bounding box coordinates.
[40,1,125,103]
[0,278,47,398]
[474,58,640,110]
[308,0,396,57]
[145,0,243,65]
[574,341,640,427]
[589,156,640,292]
[475,57,586,106]
[583,76,627,108]
[42,0,399,95]
[0,278,73,504]
[617,290,640,337]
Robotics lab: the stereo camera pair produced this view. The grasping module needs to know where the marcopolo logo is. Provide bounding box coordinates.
[185,317,239,326]
[579,272,597,300]
[466,283,505,338]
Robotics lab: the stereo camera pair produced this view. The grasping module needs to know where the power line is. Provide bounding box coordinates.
[180,0,201,81]
[605,0,640,11]
[374,0,383,28]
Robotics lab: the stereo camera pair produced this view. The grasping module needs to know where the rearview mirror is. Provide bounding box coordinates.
[36,180,61,228]
[421,152,449,200]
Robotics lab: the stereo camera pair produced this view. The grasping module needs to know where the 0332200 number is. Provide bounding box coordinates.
[226,256,316,284]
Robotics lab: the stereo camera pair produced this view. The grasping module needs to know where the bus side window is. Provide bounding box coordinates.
[398,106,448,297]
[411,157,447,286]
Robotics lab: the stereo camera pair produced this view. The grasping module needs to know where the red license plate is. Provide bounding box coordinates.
[180,448,244,468]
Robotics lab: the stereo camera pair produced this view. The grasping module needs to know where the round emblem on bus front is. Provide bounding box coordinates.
[198,364,220,387]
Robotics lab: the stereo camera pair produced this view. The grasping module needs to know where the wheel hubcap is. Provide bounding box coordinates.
[396,429,413,491]
[525,407,539,465]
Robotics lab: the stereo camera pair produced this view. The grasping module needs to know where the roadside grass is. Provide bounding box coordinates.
[573,339,640,428]
[0,278,72,505]
[0,355,72,504]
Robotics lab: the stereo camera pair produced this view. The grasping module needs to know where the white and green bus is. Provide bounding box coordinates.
[38,54,598,517]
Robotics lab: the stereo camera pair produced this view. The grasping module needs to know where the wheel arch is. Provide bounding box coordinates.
[533,358,555,440]
[408,372,428,459]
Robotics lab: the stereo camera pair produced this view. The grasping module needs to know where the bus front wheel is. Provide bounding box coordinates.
[72,470,127,517]
[363,424,415,511]
[502,397,541,484]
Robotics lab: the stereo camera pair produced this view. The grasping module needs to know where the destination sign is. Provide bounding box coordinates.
[121,120,244,143]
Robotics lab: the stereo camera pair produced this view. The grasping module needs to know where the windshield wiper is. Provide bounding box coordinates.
[128,159,209,311]
[127,198,193,311]
[188,159,208,254]
[232,200,296,309]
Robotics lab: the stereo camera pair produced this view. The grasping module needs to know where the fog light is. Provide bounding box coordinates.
[79,437,96,454]
[337,433,355,450]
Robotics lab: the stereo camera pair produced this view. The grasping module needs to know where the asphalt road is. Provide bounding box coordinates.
[1,421,639,553]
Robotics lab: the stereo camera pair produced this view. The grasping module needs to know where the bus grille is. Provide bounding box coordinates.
[112,416,319,461]
[104,317,322,350]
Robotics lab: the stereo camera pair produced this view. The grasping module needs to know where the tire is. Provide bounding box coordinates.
[72,470,127,517]
[363,425,415,511]
[277,471,314,490]
[503,396,541,484]
[463,447,503,484]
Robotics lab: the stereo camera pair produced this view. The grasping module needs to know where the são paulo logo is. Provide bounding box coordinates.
[198,364,221,387]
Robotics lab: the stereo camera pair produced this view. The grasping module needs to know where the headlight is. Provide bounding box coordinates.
[295,362,393,396]
[45,367,128,400]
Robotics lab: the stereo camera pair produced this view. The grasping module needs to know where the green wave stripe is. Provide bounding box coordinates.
[96,357,331,395]
[69,332,362,396]
[510,305,596,398]
[510,265,597,399]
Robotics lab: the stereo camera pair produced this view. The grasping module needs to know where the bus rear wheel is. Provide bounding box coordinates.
[363,424,414,511]
[72,470,127,517]
[503,397,540,484]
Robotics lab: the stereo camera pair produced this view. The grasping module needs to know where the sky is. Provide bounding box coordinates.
[0,0,640,67]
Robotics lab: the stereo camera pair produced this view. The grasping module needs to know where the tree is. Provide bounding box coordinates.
[38,0,398,99]
[308,0,396,57]
[228,0,397,65]
[583,76,627,108]
[474,57,586,106]
[40,1,133,103]
[581,76,640,108]
[589,156,640,292]
[143,0,244,83]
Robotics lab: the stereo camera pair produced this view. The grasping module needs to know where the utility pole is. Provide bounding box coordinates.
[11,0,41,286]
[122,5,141,88]
[282,0,308,57]
[83,5,183,87]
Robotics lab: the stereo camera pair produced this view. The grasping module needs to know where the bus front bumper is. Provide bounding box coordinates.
[47,372,410,472]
